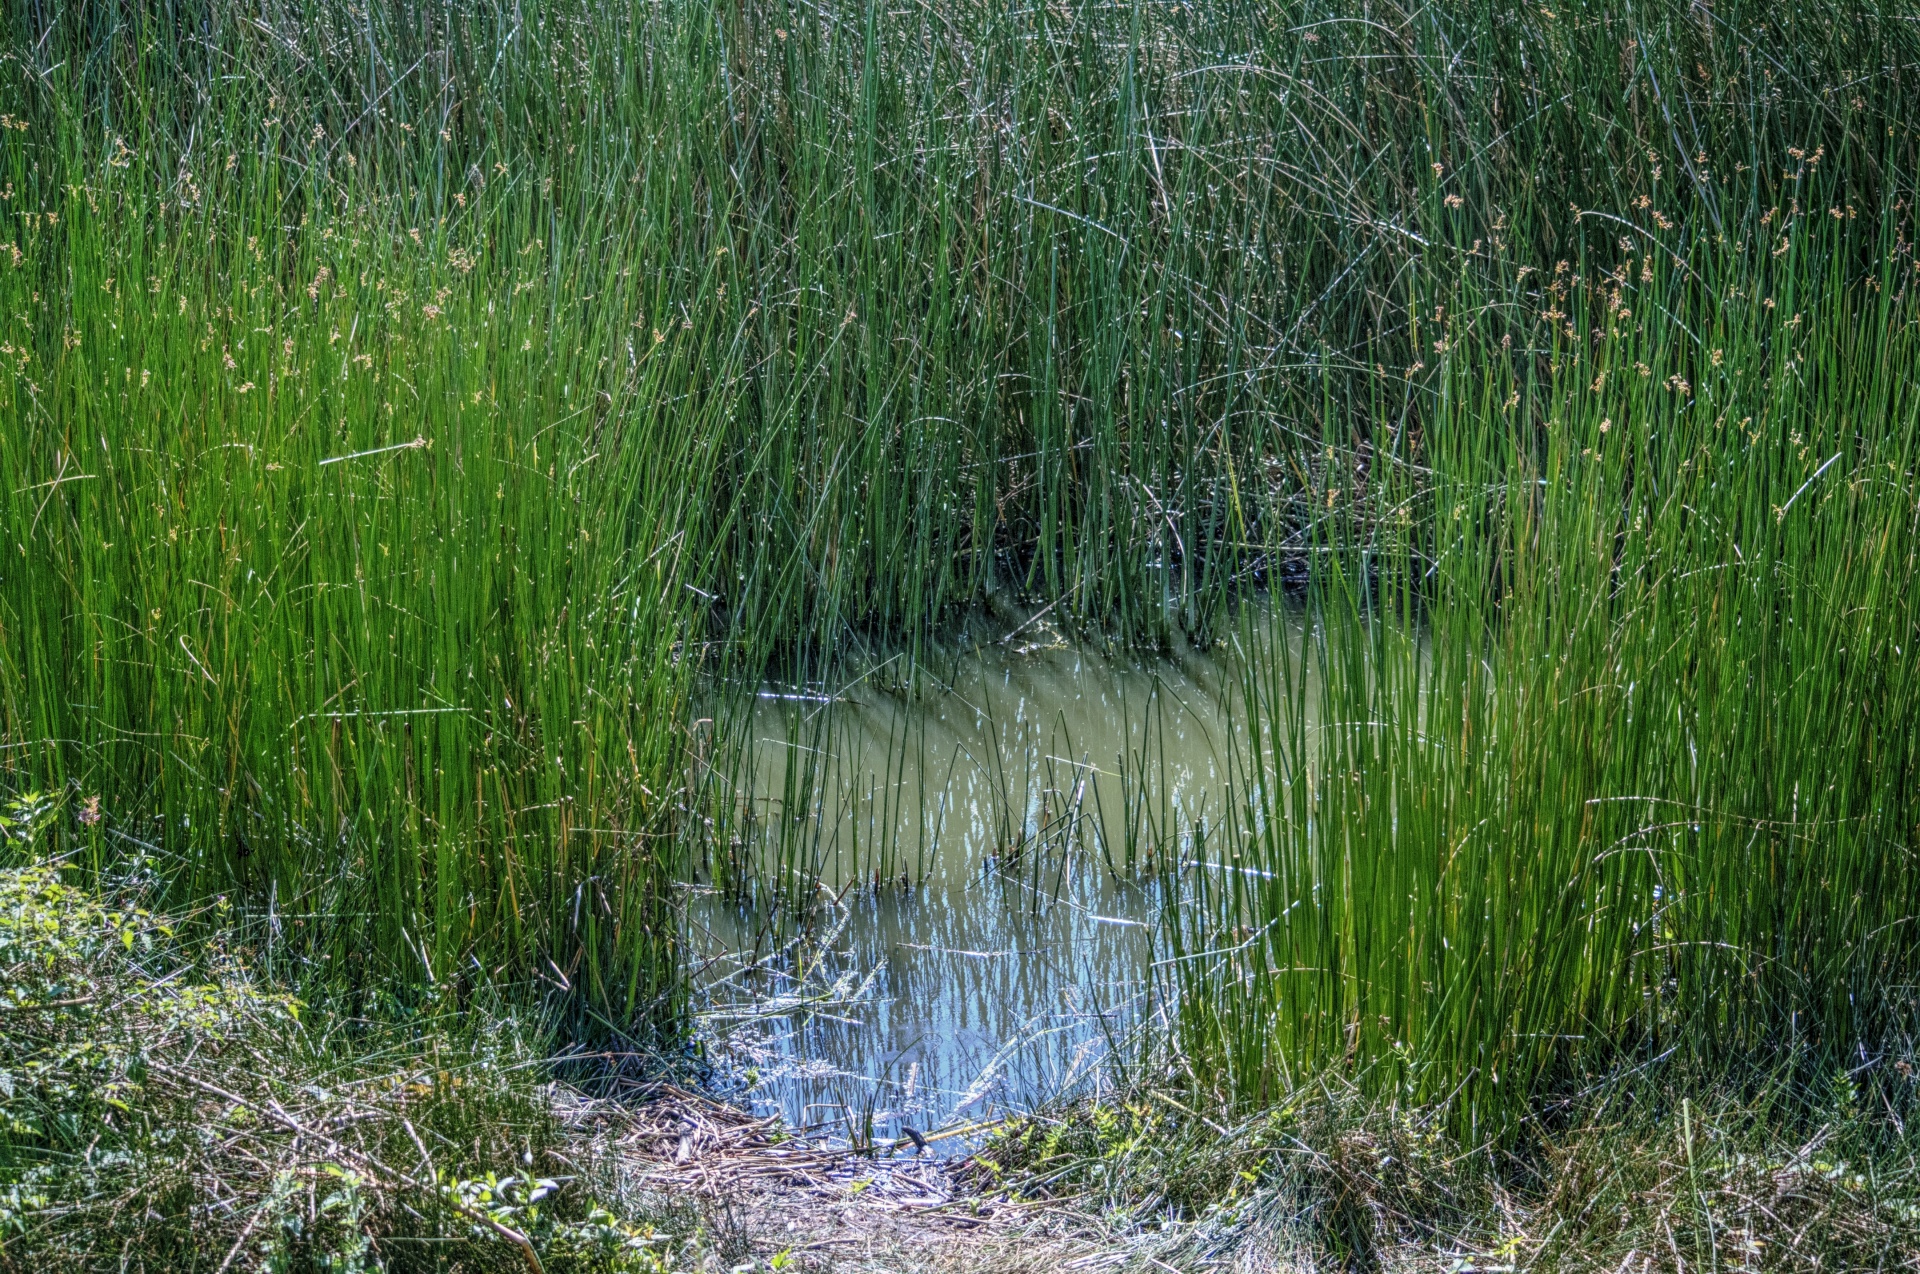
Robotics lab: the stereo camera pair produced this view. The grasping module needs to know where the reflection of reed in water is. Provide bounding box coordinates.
[695,617,1269,910]
[682,616,1305,1153]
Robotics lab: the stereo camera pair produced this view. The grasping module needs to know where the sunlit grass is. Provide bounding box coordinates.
[0,106,704,1029]
[1172,208,1920,1135]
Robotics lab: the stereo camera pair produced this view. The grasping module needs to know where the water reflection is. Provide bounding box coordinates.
[687,614,1275,1154]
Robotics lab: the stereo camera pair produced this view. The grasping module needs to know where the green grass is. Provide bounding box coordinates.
[1,0,1917,1145]
[0,66,701,1026]
[7,211,693,1013]
[1171,205,1920,1134]
[0,847,759,1272]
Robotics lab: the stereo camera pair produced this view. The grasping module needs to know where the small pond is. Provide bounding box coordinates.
[685,609,1303,1154]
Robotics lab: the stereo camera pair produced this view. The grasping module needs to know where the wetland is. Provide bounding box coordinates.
[4,0,1919,1267]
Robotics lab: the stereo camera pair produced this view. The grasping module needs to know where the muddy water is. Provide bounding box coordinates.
[687,613,1289,1154]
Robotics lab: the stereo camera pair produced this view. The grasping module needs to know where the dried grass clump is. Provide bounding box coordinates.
[968,1070,1920,1272]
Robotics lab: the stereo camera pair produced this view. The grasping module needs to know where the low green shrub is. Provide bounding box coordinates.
[0,852,687,1273]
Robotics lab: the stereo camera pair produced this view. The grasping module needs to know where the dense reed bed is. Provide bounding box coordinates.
[1172,212,1920,1134]
[0,5,713,1024]
[1,0,1917,1142]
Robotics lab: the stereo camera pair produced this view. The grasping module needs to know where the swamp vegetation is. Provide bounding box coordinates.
[3,0,1920,1266]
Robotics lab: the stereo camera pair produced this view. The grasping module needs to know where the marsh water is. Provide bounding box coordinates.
[686,610,1296,1154]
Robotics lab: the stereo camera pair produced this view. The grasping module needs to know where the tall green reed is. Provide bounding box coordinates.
[10,0,1912,675]
[0,19,724,1026]
[1172,189,1920,1135]
[27,0,1904,665]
